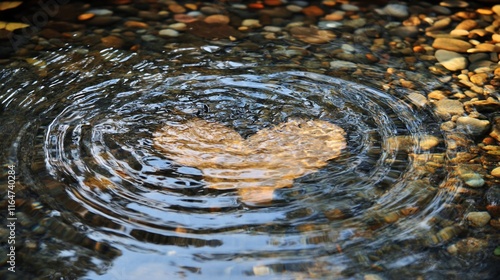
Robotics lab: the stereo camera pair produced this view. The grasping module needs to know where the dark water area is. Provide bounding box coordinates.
[1,1,500,279]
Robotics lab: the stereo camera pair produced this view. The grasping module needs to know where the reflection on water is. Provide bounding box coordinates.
[154,118,346,204]
[0,48,495,279]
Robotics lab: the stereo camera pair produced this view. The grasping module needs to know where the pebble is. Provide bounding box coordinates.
[286,5,303,13]
[375,4,409,18]
[435,50,468,71]
[426,17,451,32]
[341,4,359,12]
[100,35,124,48]
[456,116,490,135]
[455,19,477,31]
[469,60,496,73]
[432,38,472,53]
[242,19,260,28]
[457,165,485,188]
[330,60,357,69]
[87,9,113,16]
[159,29,179,37]
[434,99,464,120]
[440,0,469,8]
[469,73,488,86]
[408,92,428,107]
[169,23,187,31]
[466,211,491,227]
[492,167,500,178]
[493,5,500,16]
[447,238,488,255]
[204,15,230,25]
[124,21,148,29]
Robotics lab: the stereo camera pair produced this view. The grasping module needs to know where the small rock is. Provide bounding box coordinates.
[440,0,469,8]
[100,35,124,48]
[435,50,468,71]
[456,116,490,136]
[492,167,500,178]
[469,60,496,73]
[426,17,451,31]
[169,4,186,14]
[376,4,408,18]
[456,166,485,187]
[433,99,464,119]
[124,21,149,29]
[467,211,491,227]
[407,92,428,107]
[469,73,488,86]
[341,4,359,12]
[432,38,472,53]
[204,14,230,25]
[169,23,187,31]
[302,5,324,17]
[242,19,260,28]
[330,60,357,69]
[493,5,500,16]
[344,18,366,29]
[454,19,477,31]
[87,16,121,26]
[87,9,113,16]
[159,29,179,37]
[447,238,488,255]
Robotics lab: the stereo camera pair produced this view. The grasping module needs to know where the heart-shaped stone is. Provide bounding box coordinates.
[153,118,346,204]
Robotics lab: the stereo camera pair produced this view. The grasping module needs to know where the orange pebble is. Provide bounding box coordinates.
[303,5,324,17]
[248,2,264,9]
[413,45,425,53]
[78,13,94,21]
[264,0,282,6]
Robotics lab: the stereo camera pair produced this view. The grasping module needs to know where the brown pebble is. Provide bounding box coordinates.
[470,43,500,53]
[455,11,476,19]
[325,12,344,21]
[204,14,230,25]
[432,38,472,52]
[365,53,379,62]
[100,35,124,48]
[470,73,488,86]
[454,19,477,31]
[185,3,197,10]
[174,14,198,23]
[169,4,186,14]
[492,34,500,43]
[302,5,324,17]
[124,21,148,29]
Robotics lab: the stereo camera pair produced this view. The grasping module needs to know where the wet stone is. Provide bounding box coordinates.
[432,38,472,53]
[447,238,488,255]
[433,99,464,120]
[389,26,418,38]
[486,186,500,217]
[456,166,485,188]
[466,211,491,227]
[456,116,490,136]
[434,50,468,71]
[375,4,409,18]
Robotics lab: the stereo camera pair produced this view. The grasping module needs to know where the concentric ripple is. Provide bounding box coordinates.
[1,50,458,279]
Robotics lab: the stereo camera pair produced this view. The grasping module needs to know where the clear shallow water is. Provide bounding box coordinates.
[0,48,494,279]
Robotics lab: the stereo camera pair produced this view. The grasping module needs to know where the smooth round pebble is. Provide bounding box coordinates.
[159,29,179,37]
[435,50,468,71]
[466,211,491,227]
